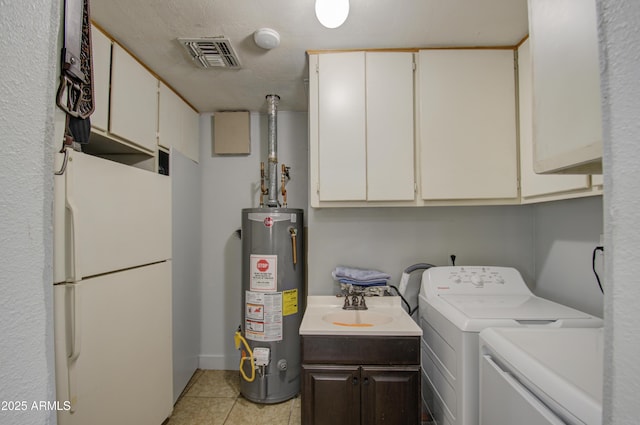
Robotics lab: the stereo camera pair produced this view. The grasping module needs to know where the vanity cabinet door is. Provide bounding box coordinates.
[361,366,421,425]
[302,365,361,425]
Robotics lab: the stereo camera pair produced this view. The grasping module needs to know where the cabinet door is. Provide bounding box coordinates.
[529,0,602,174]
[158,82,182,151]
[361,366,421,425]
[518,39,590,201]
[90,25,111,132]
[110,43,158,152]
[302,365,360,425]
[366,52,415,201]
[181,102,200,162]
[317,52,367,201]
[159,83,200,163]
[419,49,518,201]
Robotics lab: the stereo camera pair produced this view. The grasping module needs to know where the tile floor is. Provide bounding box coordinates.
[164,369,301,425]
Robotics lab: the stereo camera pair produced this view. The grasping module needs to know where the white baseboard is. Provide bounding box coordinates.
[198,354,238,371]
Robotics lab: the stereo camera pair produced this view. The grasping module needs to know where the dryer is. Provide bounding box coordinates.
[418,266,603,425]
[479,327,603,425]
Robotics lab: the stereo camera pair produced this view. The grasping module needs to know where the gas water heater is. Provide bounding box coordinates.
[236,95,305,404]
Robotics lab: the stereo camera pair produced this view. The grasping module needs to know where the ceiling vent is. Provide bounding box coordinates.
[178,37,241,69]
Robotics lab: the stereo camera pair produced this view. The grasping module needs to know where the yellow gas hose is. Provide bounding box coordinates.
[234,330,256,382]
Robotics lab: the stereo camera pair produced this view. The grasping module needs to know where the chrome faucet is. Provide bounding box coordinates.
[341,287,368,310]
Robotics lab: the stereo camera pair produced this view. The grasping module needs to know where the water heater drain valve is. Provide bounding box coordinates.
[277,359,288,371]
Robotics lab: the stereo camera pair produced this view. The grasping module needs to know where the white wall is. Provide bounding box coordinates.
[533,196,604,317]
[199,111,308,369]
[0,1,59,424]
[598,1,640,423]
[307,205,535,295]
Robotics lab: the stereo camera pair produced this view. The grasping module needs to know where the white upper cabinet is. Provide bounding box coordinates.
[309,51,415,205]
[518,39,591,202]
[158,82,200,163]
[366,52,415,201]
[90,25,111,132]
[109,43,158,153]
[315,52,367,202]
[418,49,518,201]
[528,0,602,174]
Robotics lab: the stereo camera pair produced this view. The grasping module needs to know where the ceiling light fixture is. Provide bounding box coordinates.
[253,28,281,49]
[315,0,350,29]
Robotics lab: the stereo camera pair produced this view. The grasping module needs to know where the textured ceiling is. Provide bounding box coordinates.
[90,0,528,113]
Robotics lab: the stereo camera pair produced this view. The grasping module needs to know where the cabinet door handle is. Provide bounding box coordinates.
[363,377,369,386]
[352,376,359,385]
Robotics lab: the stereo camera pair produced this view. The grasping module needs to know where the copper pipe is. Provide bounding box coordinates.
[260,162,268,207]
[289,228,298,266]
[281,164,287,208]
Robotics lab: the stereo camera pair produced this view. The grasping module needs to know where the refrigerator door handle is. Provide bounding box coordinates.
[67,285,81,362]
[66,284,81,413]
[65,155,81,282]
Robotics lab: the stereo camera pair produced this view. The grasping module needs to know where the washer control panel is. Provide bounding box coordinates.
[421,266,531,297]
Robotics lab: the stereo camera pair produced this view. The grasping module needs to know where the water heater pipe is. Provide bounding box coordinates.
[266,94,280,207]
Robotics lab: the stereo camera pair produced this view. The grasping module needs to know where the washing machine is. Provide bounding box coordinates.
[479,327,603,425]
[418,266,603,425]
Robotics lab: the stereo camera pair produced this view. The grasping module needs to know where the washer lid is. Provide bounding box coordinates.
[439,294,593,321]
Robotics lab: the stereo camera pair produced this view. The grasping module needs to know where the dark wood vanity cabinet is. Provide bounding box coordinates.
[301,335,421,425]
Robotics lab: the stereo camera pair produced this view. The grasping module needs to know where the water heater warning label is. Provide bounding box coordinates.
[245,291,282,342]
[283,289,298,316]
[250,254,277,291]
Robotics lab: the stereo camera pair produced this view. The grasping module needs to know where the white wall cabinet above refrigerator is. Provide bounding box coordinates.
[309,51,416,206]
[528,0,603,174]
[89,25,110,133]
[418,49,519,203]
[109,43,159,153]
[159,82,200,163]
[86,24,158,169]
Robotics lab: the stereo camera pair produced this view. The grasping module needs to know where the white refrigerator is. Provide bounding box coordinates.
[53,150,173,425]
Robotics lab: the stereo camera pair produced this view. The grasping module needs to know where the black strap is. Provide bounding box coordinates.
[57,0,94,145]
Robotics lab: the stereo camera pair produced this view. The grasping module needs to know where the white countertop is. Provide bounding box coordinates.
[299,296,423,336]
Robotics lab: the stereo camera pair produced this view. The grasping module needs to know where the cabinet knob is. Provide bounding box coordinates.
[352,376,359,385]
[363,377,369,386]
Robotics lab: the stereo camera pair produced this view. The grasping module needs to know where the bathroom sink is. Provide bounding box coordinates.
[322,310,393,327]
[299,296,422,336]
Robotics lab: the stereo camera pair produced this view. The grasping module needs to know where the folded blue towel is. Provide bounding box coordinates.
[332,266,391,283]
[338,278,388,287]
